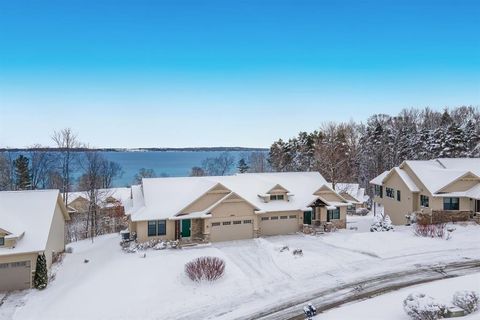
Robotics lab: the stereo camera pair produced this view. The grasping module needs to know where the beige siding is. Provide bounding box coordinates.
[440,178,479,193]
[181,192,228,213]
[135,220,176,242]
[44,203,67,268]
[378,170,415,225]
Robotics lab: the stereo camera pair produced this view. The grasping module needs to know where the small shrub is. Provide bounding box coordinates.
[292,249,303,257]
[414,223,447,239]
[403,292,446,320]
[370,214,394,232]
[185,256,225,282]
[355,208,369,216]
[34,253,48,290]
[452,290,479,314]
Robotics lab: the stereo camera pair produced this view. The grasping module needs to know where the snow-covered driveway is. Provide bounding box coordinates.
[2,220,480,320]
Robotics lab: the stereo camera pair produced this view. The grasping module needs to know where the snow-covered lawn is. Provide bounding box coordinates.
[2,218,480,320]
[314,273,480,320]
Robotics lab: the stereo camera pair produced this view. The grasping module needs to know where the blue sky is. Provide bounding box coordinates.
[0,0,479,148]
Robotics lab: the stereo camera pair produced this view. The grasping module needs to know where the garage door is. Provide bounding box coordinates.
[210,219,253,242]
[0,260,31,291]
[260,214,299,236]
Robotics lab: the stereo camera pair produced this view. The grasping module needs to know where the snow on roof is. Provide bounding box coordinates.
[334,183,367,203]
[405,160,476,194]
[67,187,132,208]
[0,190,63,256]
[392,167,420,192]
[370,171,389,185]
[436,158,480,176]
[130,172,342,221]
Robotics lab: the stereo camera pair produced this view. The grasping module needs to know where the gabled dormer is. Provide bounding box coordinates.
[436,171,480,194]
[258,184,291,202]
[0,227,24,248]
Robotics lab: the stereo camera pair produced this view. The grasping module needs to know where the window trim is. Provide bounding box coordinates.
[386,187,395,199]
[327,208,340,220]
[269,194,285,201]
[147,220,167,237]
[420,195,429,208]
[443,197,460,211]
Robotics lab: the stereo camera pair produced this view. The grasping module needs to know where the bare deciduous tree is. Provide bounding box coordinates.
[202,152,235,176]
[133,168,156,184]
[52,128,82,206]
[190,166,205,176]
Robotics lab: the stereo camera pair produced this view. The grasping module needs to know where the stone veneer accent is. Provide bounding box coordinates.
[416,210,471,225]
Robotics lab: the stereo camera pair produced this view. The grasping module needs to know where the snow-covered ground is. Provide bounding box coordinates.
[1,215,480,320]
[314,273,480,320]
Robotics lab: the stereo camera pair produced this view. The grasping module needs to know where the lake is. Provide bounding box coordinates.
[100,151,263,187]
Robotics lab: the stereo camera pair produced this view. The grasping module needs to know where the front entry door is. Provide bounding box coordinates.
[181,219,191,238]
[476,200,480,213]
[303,211,312,225]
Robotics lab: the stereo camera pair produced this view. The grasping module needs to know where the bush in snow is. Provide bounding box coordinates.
[185,256,225,282]
[121,239,179,253]
[413,223,448,239]
[370,214,394,232]
[452,290,479,314]
[403,292,446,320]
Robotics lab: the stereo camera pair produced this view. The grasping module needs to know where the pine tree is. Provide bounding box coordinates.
[33,253,48,289]
[237,158,249,173]
[14,155,32,190]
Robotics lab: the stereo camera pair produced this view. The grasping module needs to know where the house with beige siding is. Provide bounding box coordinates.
[370,158,480,225]
[127,172,351,243]
[333,183,369,213]
[0,190,70,291]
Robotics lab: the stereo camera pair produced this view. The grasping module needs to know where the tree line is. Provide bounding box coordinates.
[268,106,480,191]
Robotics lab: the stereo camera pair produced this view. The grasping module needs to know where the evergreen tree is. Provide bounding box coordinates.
[33,253,48,289]
[440,123,466,157]
[237,158,249,173]
[14,155,32,190]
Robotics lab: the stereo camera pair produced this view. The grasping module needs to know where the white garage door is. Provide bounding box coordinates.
[0,260,31,291]
[210,219,253,242]
[260,214,299,236]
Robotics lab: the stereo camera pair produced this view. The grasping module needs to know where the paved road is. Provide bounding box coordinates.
[247,259,480,320]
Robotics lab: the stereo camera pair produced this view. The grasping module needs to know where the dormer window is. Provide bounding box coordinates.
[270,194,284,201]
[0,236,4,246]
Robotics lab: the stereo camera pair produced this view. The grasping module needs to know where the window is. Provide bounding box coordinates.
[147,221,157,237]
[271,216,279,220]
[147,220,167,236]
[157,220,166,235]
[243,220,252,224]
[374,185,383,198]
[280,216,288,219]
[289,215,297,219]
[397,190,401,202]
[211,222,220,227]
[386,187,394,198]
[261,217,269,221]
[0,237,4,246]
[327,208,340,220]
[443,197,460,210]
[420,195,429,207]
[233,220,242,225]
[270,194,285,201]
[347,205,355,211]
[222,221,231,225]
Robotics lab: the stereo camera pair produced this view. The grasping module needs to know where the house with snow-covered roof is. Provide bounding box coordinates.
[333,183,369,213]
[0,190,70,291]
[127,172,351,243]
[370,158,480,225]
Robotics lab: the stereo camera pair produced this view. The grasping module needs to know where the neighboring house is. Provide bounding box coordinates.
[370,158,480,225]
[0,190,70,291]
[127,172,351,243]
[66,188,131,241]
[334,183,369,213]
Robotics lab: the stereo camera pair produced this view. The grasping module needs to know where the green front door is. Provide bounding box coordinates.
[181,219,191,237]
[303,211,312,225]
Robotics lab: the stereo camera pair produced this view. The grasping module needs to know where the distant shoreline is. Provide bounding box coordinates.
[0,147,269,152]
